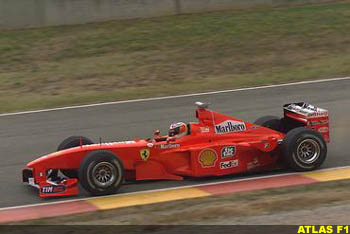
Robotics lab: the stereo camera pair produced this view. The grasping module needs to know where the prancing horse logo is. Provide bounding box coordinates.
[140,149,150,161]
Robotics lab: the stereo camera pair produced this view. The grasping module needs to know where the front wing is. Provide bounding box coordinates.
[22,169,78,197]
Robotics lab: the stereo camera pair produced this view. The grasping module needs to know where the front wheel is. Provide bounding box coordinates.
[281,127,327,171]
[57,136,94,178]
[78,150,124,196]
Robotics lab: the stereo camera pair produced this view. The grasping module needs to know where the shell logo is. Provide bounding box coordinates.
[199,149,217,167]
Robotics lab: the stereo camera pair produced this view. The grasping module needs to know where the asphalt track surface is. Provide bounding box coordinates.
[0,78,349,208]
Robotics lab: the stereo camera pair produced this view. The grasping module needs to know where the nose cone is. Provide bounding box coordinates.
[27,151,62,168]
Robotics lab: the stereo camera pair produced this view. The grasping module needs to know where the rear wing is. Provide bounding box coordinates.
[283,102,330,142]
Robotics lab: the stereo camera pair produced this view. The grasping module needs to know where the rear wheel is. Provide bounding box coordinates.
[78,150,124,196]
[57,136,94,178]
[280,117,305,133]
[281,127,327,171]
[254,116,282,132]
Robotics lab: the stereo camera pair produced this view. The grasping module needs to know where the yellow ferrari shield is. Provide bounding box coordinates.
[140,149,150,161]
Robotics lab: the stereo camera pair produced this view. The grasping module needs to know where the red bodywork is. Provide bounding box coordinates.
[23,103,329,197]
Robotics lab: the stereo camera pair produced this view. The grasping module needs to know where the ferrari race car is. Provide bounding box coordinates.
[23,102,330,197]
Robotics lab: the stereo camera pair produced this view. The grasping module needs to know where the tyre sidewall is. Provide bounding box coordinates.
[283,127,327,171]
[254,116,282,132]
[79,151,124,196]
[58,136,94,151]
[57,136,94,178]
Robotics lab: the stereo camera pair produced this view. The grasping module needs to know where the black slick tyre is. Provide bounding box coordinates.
[281,127,327,171]
[57,136,94,178]
[78,150,124,196]
[254,116,282,132]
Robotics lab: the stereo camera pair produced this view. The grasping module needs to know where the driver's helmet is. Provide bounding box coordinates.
[168,122,188,139]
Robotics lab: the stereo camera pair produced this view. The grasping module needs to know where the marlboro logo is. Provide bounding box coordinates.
[215,120,246,134]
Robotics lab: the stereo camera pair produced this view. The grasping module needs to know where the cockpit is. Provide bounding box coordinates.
[150,122,191,143]
[168,122,189,138]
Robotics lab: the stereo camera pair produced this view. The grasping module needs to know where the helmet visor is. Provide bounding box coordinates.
[169,127,180,137]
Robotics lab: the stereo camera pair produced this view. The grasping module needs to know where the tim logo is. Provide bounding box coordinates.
[215,120,246,134]
[41,185,66,194]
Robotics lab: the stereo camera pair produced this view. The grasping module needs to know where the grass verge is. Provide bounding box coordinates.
[11,179,350,225]
[1,1,350,113]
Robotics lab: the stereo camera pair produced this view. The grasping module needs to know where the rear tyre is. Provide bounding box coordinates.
[57,136,94,178]
[78,150,124,196]
[254,116,282,132]
[281,127,327,171]
[280,117,305,133]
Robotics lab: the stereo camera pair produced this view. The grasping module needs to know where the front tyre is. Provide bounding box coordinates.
[58,136,94,151]
[57,136,94,178]
[282,127,327,171]
[78,150,124,196]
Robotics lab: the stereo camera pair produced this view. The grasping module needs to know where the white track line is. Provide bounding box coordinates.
[0,77,349,117]
[0,165,348,212]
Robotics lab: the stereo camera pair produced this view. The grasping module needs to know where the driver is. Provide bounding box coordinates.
[168,122,188,139]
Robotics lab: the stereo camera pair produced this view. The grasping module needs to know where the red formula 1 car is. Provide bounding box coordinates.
[23,102,330,197]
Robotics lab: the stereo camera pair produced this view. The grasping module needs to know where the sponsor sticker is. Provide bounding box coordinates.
[200,126,210,133]
[310,120,329,126]
[199,149,218,167]
[215,120,246,134]
[220,159,238,169]
[318,127,329,133]
[113,141,136,144]
[28,178,36,187]
[286,104,328,117]
[249,125,259,129]
[140,149,150,161]
[308,111,328,117]
[160,144,180,150]
[83,141,136,147]
[41,185,66,194]
[221,146,236,158]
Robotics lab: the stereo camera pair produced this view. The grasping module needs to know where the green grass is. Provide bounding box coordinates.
[1,1,350,113]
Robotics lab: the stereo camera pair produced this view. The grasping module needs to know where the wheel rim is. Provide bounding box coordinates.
[91,162,117,187]
[296,139,320,164]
